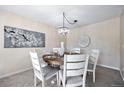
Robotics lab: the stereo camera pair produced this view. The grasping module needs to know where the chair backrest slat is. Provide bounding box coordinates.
[71,48,81,54]
[67,69,84,76]
[64,54,89,77]
[67,62,85,70]
[66,54,85,62]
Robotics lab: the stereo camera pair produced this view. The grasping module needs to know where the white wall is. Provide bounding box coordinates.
[0,9,121,78]
[67,17,120,69]
[0,10,59,78]
[120,10,124,80]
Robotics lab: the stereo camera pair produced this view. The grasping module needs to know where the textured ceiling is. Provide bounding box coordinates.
[0,5,124,28]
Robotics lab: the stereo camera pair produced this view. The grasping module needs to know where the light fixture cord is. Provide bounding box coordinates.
[63,12,76,25]
[63,12,65,28]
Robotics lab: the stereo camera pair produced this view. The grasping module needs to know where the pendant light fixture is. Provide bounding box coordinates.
[58,12,77,36]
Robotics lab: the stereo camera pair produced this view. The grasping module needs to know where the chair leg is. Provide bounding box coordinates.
[82,83,85,87]
[58,71,62,86]
[56,72,59,86]
[58,80,62,86]
[62,78,66,87]
[42,81,45,87]
[93,71,95,83]
[82,76,86,87]
[34,75,37,87]
[63,82,65,87]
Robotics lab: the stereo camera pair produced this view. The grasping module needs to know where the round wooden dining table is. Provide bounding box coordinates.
[42,54,63,67]
[42,52,80,67]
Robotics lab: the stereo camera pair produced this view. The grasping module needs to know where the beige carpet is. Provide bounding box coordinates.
[0,66,124,87]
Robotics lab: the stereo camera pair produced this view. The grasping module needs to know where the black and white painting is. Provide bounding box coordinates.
[4,26,45,48]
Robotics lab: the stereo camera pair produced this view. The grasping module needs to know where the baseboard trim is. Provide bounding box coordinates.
[0,67,32,79]
[97,64,120,71]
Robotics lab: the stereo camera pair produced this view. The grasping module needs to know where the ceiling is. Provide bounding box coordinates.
[0,5,124,28]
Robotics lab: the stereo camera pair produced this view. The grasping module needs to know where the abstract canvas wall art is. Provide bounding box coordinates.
[4,26,45,48]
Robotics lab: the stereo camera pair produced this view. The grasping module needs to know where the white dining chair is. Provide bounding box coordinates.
[71,48,81,54]
[87,49,99,83]
[29,50,59,87]
[35,49,48,67]
[59,54,89,87]
[53,48,64,56]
